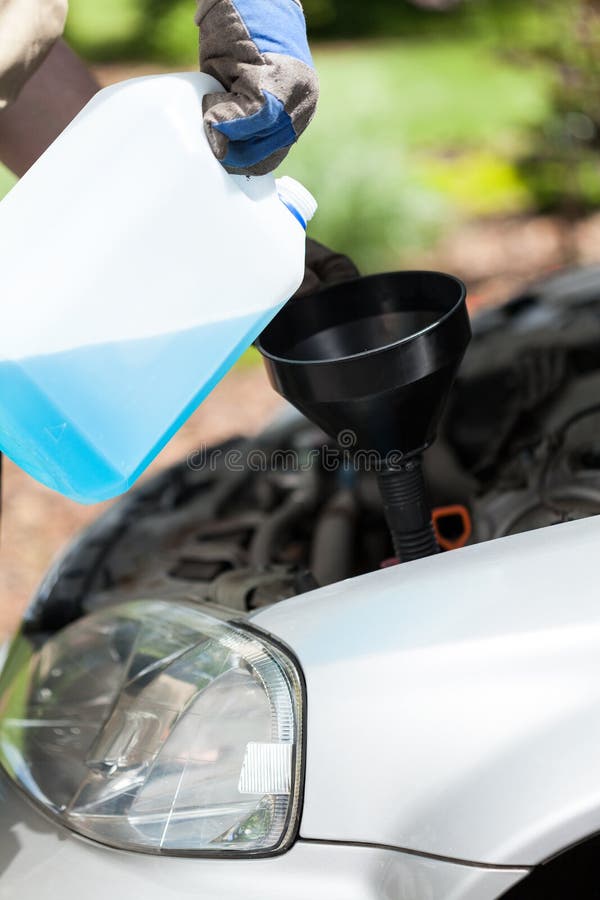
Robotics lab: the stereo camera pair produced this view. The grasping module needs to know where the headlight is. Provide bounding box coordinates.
[0,600,304,856]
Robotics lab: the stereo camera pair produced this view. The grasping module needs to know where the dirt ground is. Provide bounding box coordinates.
[3,64,600,638]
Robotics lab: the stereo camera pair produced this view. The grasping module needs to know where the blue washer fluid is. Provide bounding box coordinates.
[0,73,316,502]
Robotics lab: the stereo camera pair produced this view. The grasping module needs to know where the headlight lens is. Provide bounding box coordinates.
[0,600,303,856]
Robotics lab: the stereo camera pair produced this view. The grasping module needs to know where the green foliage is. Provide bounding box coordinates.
[284,140,447,273]
[419,152,531,216]
[480,0,600,214]
[279,40,549,270]
[64,0,529,63]
[65,0,148,60]
[0,165,16,198]
[0,33,551,271]
[65,0,199,63]
[143,3,199,63]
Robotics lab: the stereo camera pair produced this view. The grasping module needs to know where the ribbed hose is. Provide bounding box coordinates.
[377,457,439,562]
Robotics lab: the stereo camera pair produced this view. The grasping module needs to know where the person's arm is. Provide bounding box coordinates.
[0,39,99,177]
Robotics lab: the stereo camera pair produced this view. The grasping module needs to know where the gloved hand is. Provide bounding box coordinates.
[196,0,318,175]
[295,238,360,299]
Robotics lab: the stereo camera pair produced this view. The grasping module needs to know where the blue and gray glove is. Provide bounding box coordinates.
[195,0,319,175]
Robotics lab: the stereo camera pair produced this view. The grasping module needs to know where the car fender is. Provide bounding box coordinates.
[253,515,600,867]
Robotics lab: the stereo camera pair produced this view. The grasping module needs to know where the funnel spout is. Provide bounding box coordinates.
[378,459,439,561]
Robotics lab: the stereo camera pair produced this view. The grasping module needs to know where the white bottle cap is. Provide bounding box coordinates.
[276,176,318,228]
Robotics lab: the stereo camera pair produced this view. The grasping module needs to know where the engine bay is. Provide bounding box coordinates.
[24,265,600,636]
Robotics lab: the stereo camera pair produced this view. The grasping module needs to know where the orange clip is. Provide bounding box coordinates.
[432,504,472,551]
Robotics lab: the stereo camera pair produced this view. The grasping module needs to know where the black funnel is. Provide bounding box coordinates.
[257,271,471,562]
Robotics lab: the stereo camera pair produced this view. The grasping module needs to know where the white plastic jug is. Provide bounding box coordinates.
[0,73,316,503]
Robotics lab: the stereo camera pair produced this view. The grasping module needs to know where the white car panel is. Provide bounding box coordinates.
[254,515,600,867]
[0,771,526,900]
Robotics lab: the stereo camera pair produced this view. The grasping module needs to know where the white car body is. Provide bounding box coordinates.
[3,513,600,898]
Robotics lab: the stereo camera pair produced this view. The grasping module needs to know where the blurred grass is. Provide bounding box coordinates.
[280,40,550,271]
[312,40,548,151]
[0,166,16,197]
[66,0,147,60]
[419,153,532,217]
